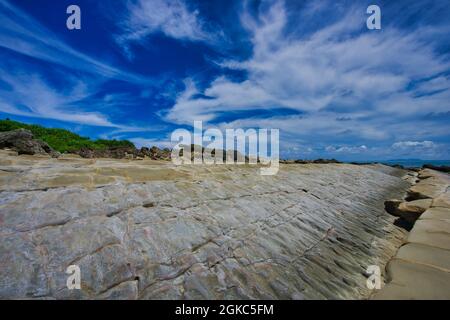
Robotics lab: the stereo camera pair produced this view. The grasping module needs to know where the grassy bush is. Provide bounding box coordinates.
[0,119,135,153]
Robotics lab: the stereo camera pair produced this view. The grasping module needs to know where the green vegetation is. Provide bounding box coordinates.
[0,119,135,153]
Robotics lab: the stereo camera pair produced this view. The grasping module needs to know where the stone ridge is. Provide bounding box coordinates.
[374,169,450,299]
[0,150,411,299]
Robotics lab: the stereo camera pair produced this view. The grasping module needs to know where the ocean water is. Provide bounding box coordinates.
[357,159,450,168]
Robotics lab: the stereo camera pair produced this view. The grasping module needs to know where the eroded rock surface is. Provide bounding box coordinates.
[0,150,410,299]
[374,169,450,299]
[0,129,59,158]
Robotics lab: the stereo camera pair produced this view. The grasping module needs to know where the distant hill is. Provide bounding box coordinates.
[0,119,134,153]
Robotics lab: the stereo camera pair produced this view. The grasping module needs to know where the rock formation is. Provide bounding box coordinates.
[0,128,171,161]
[0,150,412,299]
[0,129,59,158]
[374,168,450,299]
[73,145,171,160]
[422,164,450,174]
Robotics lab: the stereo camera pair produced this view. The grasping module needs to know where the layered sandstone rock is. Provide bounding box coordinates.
[374,169,450,299]
[0,150,411,299]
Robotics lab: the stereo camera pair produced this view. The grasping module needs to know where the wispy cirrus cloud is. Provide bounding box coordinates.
[116,0,219,58]
[0,68,125,128]
[0,0,161,131]
[0,0,161,86]
[0,64,164,132]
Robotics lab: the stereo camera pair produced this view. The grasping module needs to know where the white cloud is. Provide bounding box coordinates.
[387,140,449,159]
[164,0,450,149]
[392,141,435,149]
[321,141,448,160]
[116,0,217,57]
[129,137,174,149]
[326,145,368,154]
[414,76,450,95]
[0,70,115,127]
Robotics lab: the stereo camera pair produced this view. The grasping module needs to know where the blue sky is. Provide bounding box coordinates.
[0,0,449,160]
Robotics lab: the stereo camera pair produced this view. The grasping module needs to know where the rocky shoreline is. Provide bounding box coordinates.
[373,168,450,299]
[0,128,171,161]
[0,150,415,299]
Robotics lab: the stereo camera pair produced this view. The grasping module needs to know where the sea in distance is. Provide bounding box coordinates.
[350,159,450,168]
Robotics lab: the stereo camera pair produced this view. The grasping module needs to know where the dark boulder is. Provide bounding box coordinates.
[422,164,450,173]
[74,147,95,158]
[313,158,341,164]
[73,145,171,160]
[0,129,59,157]
[73,146,136,159]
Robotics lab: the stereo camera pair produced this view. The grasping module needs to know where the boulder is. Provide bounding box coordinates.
[385,199,403,215]
[75,147,95,158]
[73,145,171,160]
[0,129,59,158]
[384,199,432,223]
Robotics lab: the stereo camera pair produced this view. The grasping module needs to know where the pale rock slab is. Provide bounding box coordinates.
[375,169,450,299]
[0,153,412,299]
[374,259,450,300]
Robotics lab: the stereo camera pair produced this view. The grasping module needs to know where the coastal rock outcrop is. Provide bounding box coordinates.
[0,128,171,161]
[72,146,171,160]
[374,169,450,299]
[422,164,450,174]
[0,129,59,158]
[0,151,411,299]
[384,199,432,224]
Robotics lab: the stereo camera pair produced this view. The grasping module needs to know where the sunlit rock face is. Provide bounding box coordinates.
[374,169,450,300]
[0,150,410,299]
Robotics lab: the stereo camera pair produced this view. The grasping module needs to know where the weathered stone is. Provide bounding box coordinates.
[375,169,450,300]
[398,199,432,214]
[433,191,450,208]
[422,164,450,174]
[98,280,139,300]
[407,219,450,250]
[0,233,49,298]
[384,198,432,223]
[0,129,59,158]
[409,179,448,199]
[420,207,450,221]
[72,145,171,160]
[0,152,413,299]
[396,243,450,272]
[384,199,403,215]
[374,259,450,299]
